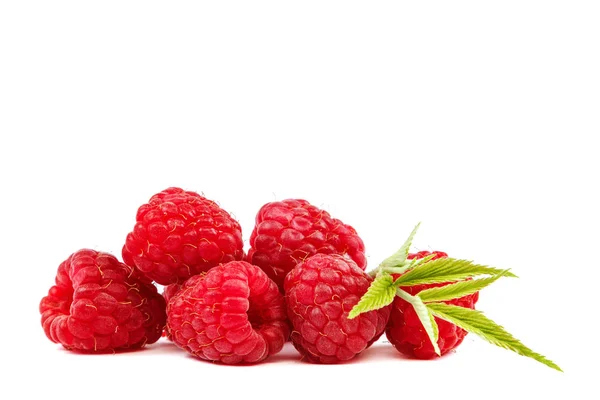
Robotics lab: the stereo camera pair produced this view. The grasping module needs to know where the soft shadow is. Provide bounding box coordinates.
[354,342,413,363]
[175,341,302,367]
[263,342,302,364]
[55,338,185,356]
[355,341,464,364]
[57,344,153,356]
[139,339,184,356]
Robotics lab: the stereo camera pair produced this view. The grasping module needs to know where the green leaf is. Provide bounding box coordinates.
[394,257,518,287]
[379,222,421,269]
[396,288,441,356]
[348,274,396,319]
[384,253,436,276]
[427,303,562,372]
[418,270,511,303]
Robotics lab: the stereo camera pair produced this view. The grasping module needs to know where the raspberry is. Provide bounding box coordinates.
[162,275,204,341]
[248,199,366,291]
[167,261,289,364]
[161,282,183,341]
[122,187,244,285]
[162,282,181,307]
[284,254,390,364]
[385,251,479,359]
[39,249,166,353]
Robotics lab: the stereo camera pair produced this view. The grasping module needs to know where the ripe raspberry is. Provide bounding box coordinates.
[122,187,244,285]
[167,261,289,364]
[248,199,366,291]
[161,283,181,340]
[162,275,204,341]
[162,282,181,306]
[284,254,390,364]
[39,249,166,353]
[385,250,479,359]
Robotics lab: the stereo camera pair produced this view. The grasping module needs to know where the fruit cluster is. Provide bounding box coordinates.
[40,187,560,370]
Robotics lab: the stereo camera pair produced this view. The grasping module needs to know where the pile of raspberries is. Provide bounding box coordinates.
[40,187,477,364]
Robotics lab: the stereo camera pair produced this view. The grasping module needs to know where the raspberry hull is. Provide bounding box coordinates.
[167,261,289,364]
[285,254,390,364]
[248,199,366,290]
[386,251,479,359]
[39,249,166,352]
[122,187,244,285]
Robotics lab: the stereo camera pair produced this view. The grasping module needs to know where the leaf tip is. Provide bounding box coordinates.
[553,364,564,373]
[347,308,359,319]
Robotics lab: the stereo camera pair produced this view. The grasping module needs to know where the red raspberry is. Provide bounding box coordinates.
[167,261,289,364]
[161,283,182,340]
[39,249,166,353]
[122,187,244,285]
[284,254,390,364]
[385,251,480,359]
[162,282,181,306]
[161,275,204,341]
[248,199,366,291]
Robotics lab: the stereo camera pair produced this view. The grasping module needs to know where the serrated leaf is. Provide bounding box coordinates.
[379,222,421,269]
[427,303,562,372]
[418,270,511,303]
[385,253,436,276]
[348,274,396,319]
[396,288,440,356]
[394,257,518,287]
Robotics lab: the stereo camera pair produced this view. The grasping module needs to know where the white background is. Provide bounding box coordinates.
[1,1,598,399]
